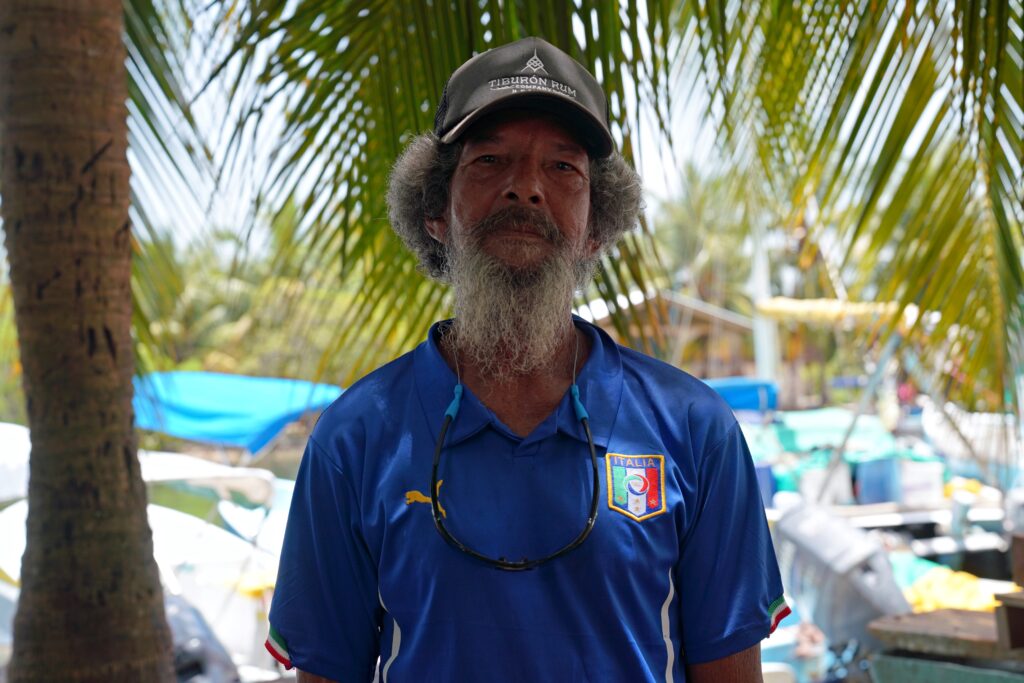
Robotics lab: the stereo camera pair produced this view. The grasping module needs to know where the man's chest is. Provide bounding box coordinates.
[358,419,696,631]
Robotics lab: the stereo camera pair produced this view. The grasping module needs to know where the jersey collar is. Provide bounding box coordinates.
[413,317,623,449]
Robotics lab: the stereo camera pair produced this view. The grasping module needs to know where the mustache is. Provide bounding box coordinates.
[469,206,564,245]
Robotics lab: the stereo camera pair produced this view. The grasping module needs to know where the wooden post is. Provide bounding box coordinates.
[1010,534,1024,587]
[995,592,1024,649]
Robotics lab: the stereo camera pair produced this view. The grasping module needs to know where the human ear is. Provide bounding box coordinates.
[425,215,448,244]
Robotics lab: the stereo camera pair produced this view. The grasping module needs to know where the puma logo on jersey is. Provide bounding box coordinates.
[405,479,446,518]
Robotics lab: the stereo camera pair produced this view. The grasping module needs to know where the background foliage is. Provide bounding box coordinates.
[1,0,1020,419]
[679,0,1023,412]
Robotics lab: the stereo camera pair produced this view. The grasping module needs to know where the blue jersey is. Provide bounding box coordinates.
[267,319,787,682]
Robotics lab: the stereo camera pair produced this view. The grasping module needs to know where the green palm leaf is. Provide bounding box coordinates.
[685,0,1023,414]
[208,1,677,383]
[105,0,1024,424]
[0,0,212,409]
[125,0,215,375]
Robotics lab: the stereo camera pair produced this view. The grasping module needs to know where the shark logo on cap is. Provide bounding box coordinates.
[521,49,548,75]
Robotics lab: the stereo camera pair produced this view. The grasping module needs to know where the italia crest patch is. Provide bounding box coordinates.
[607,454,666,521]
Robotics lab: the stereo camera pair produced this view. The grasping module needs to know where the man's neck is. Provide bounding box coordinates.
[441,320,591,437]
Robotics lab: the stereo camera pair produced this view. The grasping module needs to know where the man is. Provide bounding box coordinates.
[266,37,788,683]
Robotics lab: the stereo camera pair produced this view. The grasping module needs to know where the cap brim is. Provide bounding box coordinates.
[439,93,613,158]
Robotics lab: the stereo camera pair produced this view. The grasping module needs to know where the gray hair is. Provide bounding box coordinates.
[386,133,643,280]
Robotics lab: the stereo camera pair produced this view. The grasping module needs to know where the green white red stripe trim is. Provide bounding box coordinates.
[265,625,293,669]
[768,595,791,634]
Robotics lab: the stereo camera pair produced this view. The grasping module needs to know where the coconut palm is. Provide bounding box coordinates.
[0,0,205,679]
[678,0,1023,413]
[201,1,679,379]
[0,2,675,679]
[209,0,1020,411]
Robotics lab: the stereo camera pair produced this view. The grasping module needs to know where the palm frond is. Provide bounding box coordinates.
[205,1,678,383]
[125,0,215,376]
[687,0,1024,413]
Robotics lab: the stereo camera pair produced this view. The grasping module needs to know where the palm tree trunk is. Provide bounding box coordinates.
[0,1,174,680]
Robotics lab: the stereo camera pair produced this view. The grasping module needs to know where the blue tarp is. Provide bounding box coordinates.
[133,371,771,451]
[702,377,778,411]
[134,372,342,452]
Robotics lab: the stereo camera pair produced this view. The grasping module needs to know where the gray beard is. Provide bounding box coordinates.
[444,207,595,381]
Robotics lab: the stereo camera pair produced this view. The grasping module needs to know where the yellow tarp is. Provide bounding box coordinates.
[904,567,1012,613]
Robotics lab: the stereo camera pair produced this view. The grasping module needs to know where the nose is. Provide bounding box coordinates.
[504,159,543,205]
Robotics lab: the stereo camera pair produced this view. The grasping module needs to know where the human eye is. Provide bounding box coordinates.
[474,154,497,164]
[552,159,588,182]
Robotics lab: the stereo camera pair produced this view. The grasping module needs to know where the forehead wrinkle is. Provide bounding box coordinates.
[553,141,586,155]
[463,132,501,146]
[462,133,586,158]
[461,113,588,152]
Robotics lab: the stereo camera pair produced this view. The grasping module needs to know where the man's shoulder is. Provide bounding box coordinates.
[312,348,420,440]
[614,343,738,446]
[617,345,732,412]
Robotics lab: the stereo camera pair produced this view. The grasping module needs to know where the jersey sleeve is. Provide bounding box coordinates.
[266,437,381,681]
[676,422,789,664]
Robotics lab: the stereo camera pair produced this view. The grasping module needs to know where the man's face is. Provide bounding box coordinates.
[426,110,598,270]
[424,110,600,376]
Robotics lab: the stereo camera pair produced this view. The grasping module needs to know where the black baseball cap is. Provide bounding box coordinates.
[434,37,614,158]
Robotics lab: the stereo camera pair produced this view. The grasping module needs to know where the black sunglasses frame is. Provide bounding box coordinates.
[429,388,600,571]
